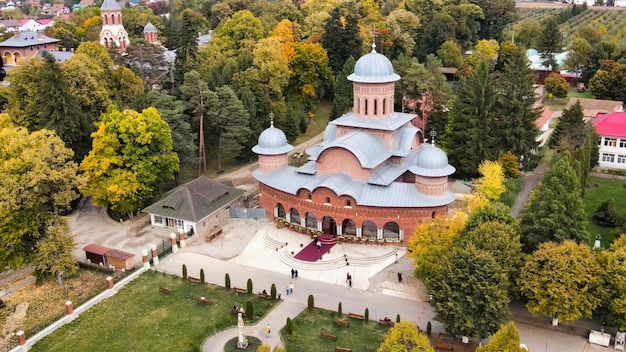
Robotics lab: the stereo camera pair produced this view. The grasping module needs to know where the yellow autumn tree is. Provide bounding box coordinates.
[377,321,434,352]
[474,160,506,202]
[408,211,467,282]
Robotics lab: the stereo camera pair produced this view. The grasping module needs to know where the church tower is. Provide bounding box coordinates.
[99,0,130,50]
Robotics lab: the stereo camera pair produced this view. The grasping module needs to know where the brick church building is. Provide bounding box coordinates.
[252,44,456,244]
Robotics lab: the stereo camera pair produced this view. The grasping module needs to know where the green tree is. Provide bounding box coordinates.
[32,218,78,280]
[215,86,252,171]
[437,40,464,68]
[463,201,520,235]
[537,17,561,70]
[472,0,517,42]
[174,9,205,85]
[544,72,569,99]
[474,160,505,202]
[494,44,541,163]
[330,56,355,120]
[447,59,497,177]
[321,6,362,75]
[385,9,420,59]
[589,60,626,103]
[430,243,510,340]
[519,240,602,325]
[0,116,81,269]
[549,100,586,149]
[597,235,626,330]
[80,107,179,216]
[476,322,525,352]
[564,38,592,75]
[376,321,434,352]
[288,42,333,99]
[520,156,588,252]
[593,199,622,227]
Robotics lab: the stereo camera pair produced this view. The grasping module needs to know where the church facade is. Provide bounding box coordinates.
[252,45,456,245]
[99,0,129,50]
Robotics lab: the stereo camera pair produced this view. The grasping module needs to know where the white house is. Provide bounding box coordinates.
[592,111,626,170]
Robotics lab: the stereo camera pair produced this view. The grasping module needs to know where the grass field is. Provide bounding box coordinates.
[30,270,279,352]
[583,176,626,246]
[543,87,594,111]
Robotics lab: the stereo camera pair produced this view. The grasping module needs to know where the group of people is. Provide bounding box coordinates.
[286,282,294,295]
[290,268,299,278]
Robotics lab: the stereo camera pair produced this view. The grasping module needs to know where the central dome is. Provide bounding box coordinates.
[409,143,456,177]
[252,125,294,155]
[347,45,401,83]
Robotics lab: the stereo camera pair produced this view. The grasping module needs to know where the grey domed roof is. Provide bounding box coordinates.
[409,143,456,177]
[252,124,294,155]
[347,44,400,83]
[144,22,157,33]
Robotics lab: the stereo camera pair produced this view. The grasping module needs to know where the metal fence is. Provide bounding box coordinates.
[229,207,266,219]
[149,238,173,264]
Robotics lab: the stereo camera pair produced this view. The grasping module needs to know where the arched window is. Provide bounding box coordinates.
[111,14,115,24]
[431,211,436,219]
[307,193,312,200]
[364,99,368,115]
[118,14,121,24]
[374,99,378,115]
[382,98,386,115]
[325,197,331,204]
[104,16,108,25]
[345,200,351,207]
[356,97,360,114]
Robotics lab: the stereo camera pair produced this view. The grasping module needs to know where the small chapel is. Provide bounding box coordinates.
[99,0,130,50]
[252,44,456,245]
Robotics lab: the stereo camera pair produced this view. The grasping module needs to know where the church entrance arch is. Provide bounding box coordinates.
[276,203,286,219]
[290,208,300,224]
[322,216,336,236]
[342,219,356,237]
[305,212,317,229]
[383,221,400,241]
[362,220,377,239]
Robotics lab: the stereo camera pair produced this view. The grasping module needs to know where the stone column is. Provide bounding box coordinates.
[300,217,306,228]
[170,233,178,253]
[151,244,159,266]
[399,229,404,242]
[286,213,291,222]
[106,276,114,289]
[316,220,322,232]
[377,228,383,240]
[274,207,278,217]
[16,331,25,346]
[356,227,362,238]
[142,250,149,269]
[336,224,343,235]
[65,301,73,315]
[178,229,186,248]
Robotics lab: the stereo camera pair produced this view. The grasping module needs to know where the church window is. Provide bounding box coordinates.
[356,97,360,114]
[364,99,368,115]
[374,99,378,115]
[345,200,351,207]
[307,193,312,200]
[325,197,331,204]
[111,14,115,24]
[431,211,436,219]
[382,98,386,114]
[118,14,121,23]
[104,16,108,25]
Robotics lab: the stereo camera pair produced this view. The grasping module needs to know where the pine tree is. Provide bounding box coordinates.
[330,56,355,120]
[447,59,498,177]
[215,86,253,171]
[537,17,561,70]
[520,156,589,252]
[550,100,586,149]
[322,6,362,75]
[494,45,540,165]
[174,9,203,86]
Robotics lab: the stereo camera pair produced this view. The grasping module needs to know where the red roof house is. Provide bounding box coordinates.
[592,111,626,170]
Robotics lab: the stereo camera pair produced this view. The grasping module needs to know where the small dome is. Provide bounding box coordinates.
[347,45,400,83]
[143,22,157,33]
[252,125,294,155]
[409,143,456,177]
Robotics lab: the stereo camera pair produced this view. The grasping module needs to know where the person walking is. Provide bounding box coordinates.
[316,239,321,251]
[265,324,271,338]
[397,272,402,283]
[291,268,295,279]
[286,285,290,295]
[348,278,352,288]
[346,272,350,283]
[289,282,294,294]
[295,269,298,278]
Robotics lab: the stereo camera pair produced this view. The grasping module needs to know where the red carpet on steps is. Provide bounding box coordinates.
[294,235,336,262]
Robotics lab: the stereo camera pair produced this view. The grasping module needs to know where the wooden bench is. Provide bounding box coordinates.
[233,287,248,294]
[333,319,350,328]
[379,319,394,326]
[197,297,212,306]
[257,292,272,300]
[205,227,223,242]
[320,332,337,341]
[188,276,201,283]
[348,312,364,320]
[335,348,351,352]
[436,346,454,351]
[159,287,172,294]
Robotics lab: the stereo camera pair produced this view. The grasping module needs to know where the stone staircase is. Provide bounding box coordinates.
[263,230,288,250]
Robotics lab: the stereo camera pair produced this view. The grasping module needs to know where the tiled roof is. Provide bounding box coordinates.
[535,106,552,129]
[315,130,390,168]
[593,111,626,138]
[330,111,416,131]
[83,244,110,255]
[253,167,455,207]
[141,176,244,222]
[567,98,623,117]
[100,0,122,11]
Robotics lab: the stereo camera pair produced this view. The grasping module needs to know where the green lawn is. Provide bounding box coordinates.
[31,271,279,352]
[281,308,391,352]
[543,87,595,111]
[583,176,626,246]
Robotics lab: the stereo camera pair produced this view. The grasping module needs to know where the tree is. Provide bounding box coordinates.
[288,42,333,99]
[467,39,499,67]
[494,44,541,163]
[593,199,622,227]
[519,240,602,325]
[215,86,252,171]
[472,0,517,42]
[549,100,586,149]
[589,60,626,103]
[32,218,78,280]
[376,321,434,352]
[0,116,81,269]
[474,160,505,202]
[173,9,205,85]
[497,151,520,178]
[437,40,464,68]
[476,322,525,352]
[520,156,588,252]
[80,107,179,216]
[430,243,510,340]
[5,52,90,160]
[537,17,561,70]
[463,201,519,235]
[321,6,362,75]
[564,38,592,75]
[385,9,420,59]
[544,72,569,99]
[124,39,169,89]
[597,235,626,330]
[408,212,466,282]
[330,56,355,120]
[447,59,497,177]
